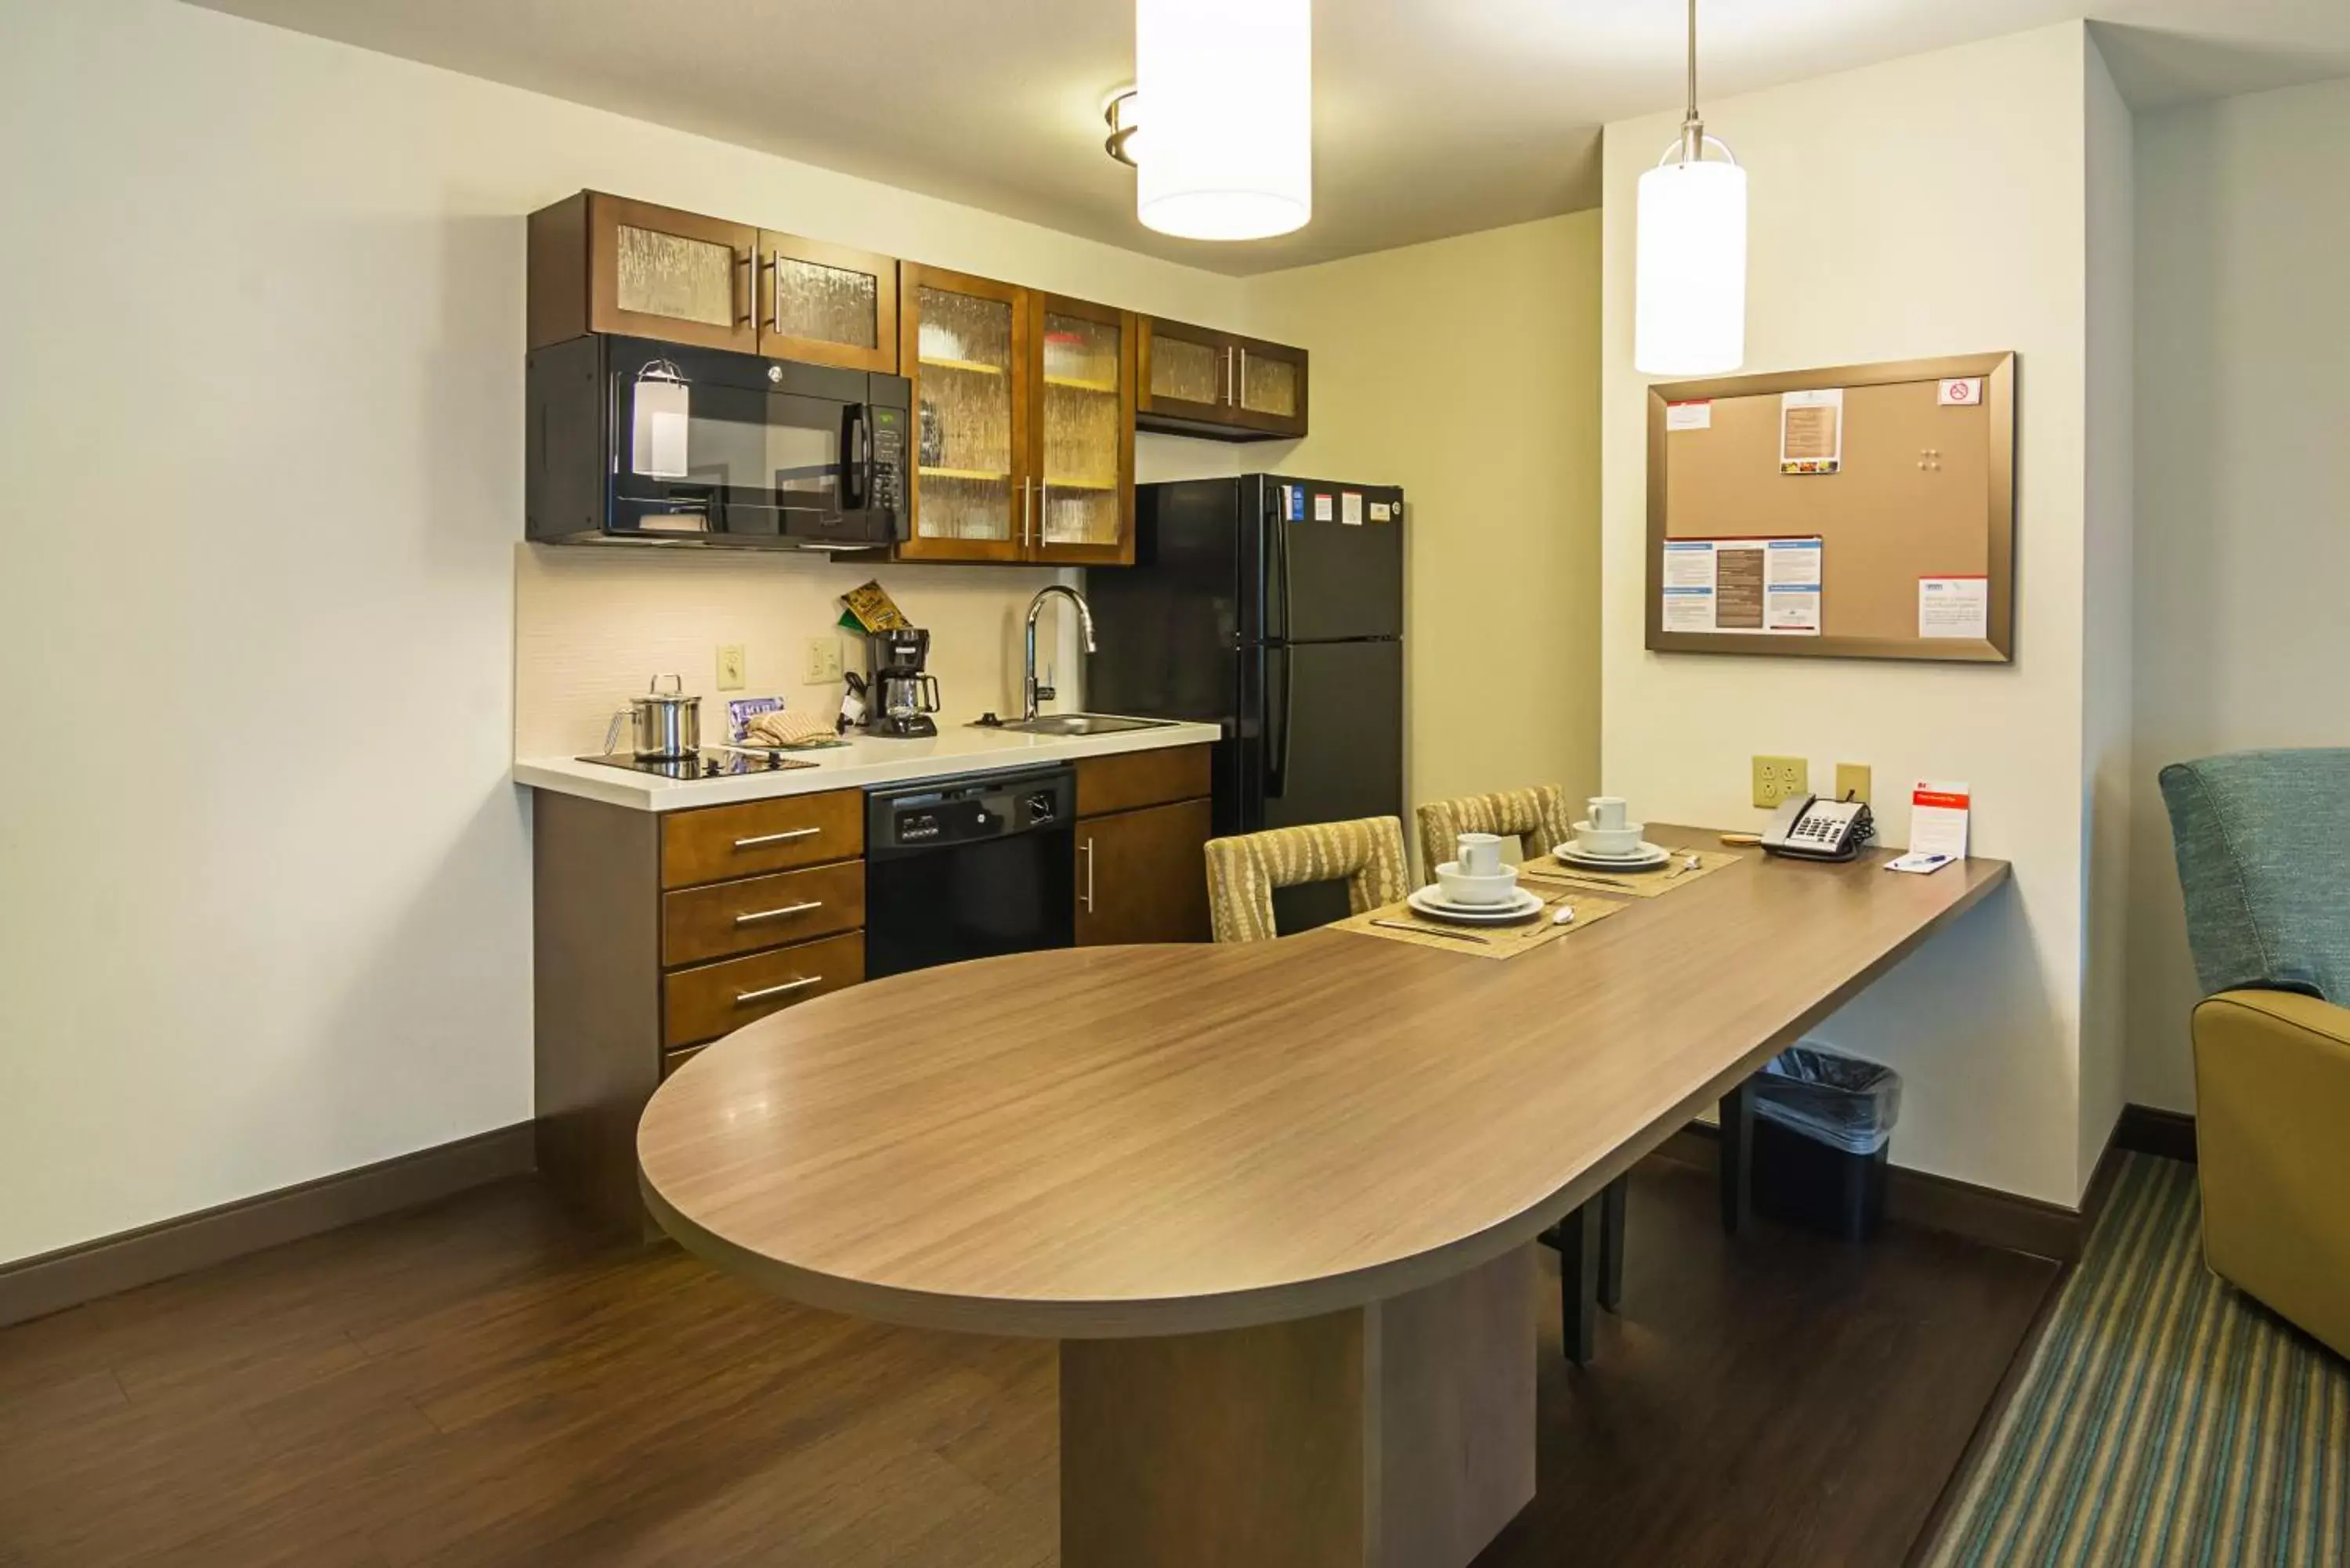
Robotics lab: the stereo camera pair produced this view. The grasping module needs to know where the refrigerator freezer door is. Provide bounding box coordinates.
[1260,639,1405,934]
[1263,479,1405,644]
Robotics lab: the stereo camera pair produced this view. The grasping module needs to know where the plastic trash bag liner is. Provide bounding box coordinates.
[1753,1046,1902,1157]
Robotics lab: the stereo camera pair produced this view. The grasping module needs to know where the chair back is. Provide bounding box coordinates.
[2160,748,2350,1002]
[1204,818,1410,944]
[1415,786,1574,883]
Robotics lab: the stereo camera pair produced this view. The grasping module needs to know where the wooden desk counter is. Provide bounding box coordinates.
[638,829,2008,1568]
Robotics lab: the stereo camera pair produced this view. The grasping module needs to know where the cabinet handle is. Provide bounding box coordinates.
[737,247,757,328]
[1021,478,1033,548]
[1081,836,1096,914]
[733,826,822,850]
[1236,347,1249,410]
[733,899,822,927]
[1224,345,1237,405]
[735,975,821,1006]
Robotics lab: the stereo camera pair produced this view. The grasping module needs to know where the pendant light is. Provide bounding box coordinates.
[1636,0,1746,376]
[1133,0,1311,241]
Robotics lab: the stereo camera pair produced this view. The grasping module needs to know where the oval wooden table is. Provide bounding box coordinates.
[638,829,2008,1568]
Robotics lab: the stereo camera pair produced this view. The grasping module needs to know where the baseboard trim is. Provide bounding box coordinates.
[0,1123,536,1330]
[2113,1103,2197,1164]
[1649,1123,2087,1262]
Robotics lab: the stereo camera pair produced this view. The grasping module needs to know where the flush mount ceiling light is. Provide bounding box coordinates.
[1636,0,1747,376]
[1128,0,1311,241]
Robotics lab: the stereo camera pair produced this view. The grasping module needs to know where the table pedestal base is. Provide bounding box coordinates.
[1061,1245,1536,1568]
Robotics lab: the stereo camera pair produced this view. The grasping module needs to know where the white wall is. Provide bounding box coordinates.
[2128,76,2350,1111]
[1601,23,2114,1205]
[2080,43,2136,1194]
[0,0,1248,1265]
[1248,215,1605,851]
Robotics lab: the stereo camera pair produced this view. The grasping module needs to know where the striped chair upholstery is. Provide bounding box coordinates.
[1415,786,1574,883]
[1203,818,1410,945]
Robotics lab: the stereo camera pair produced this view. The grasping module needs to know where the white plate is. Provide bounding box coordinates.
[1405,887,1546,924]
[1551,841,1672,871]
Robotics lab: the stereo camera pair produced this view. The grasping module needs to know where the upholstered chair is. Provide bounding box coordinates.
[2160,748,2350,1358]
[1203,817,1410,945]
[1415,784,1575,883]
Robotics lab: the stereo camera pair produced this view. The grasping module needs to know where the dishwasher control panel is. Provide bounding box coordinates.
[865,764,1077,856]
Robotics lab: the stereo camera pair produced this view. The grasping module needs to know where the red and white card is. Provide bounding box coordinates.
[1910,782,1971,861]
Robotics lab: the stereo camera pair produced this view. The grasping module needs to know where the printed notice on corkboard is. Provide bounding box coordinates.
[1780,388,1845,474]
[1659,537,1822,636]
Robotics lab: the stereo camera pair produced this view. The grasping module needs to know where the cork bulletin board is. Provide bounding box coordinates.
[1645,352,2016,663]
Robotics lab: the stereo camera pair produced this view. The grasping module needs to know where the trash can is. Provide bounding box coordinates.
[1750,1046,1902,1242]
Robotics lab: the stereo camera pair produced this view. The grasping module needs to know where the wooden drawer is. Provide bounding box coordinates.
[663,859,865,967]
[1076,744,1212,818]
[661,790,863,889]
[663,931,864,1050]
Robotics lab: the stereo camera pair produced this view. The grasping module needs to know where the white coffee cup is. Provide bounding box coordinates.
[1587,797,1629,833]
[1456,832,1505,877]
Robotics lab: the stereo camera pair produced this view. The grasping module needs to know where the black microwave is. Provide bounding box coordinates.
[526,334,909,549]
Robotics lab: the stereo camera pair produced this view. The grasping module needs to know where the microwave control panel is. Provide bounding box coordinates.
[870,404,906,520]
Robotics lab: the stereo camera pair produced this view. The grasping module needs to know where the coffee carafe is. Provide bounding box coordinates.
[867,627,942,739]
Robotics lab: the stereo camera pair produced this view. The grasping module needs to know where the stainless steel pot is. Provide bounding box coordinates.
[605,674,701,760]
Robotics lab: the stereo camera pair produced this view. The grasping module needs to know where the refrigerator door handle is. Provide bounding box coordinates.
[1264,643,1291,800]
[1267,494,1293,644]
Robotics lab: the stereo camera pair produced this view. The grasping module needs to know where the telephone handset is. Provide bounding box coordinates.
[1761,794,1876,862]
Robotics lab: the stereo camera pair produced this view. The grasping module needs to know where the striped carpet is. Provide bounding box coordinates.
[1922,1153,2350,1567]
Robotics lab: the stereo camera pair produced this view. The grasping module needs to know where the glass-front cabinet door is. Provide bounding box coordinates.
[1033,297,1136,565]
[757,233,898,374]
[1137,317,1310,442]
[1234,340,1307,437]
[1138,318,1230,428]
[898,265,1029,562]
[585,194,758,355]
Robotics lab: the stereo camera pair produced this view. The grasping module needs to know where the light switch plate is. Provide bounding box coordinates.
[716,645,747,692]
[1752,755,1811,810]
[1835,763,1872,806]
[801,638,844,686]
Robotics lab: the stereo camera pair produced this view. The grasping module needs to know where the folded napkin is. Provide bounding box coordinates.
[743,709,838,746]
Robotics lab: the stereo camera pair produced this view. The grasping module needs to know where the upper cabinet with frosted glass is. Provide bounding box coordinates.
[527,193,898,373]
[1137,318,1309,442]
[897,265,1136,565]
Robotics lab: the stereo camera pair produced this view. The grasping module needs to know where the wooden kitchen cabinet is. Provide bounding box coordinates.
[528,193,902,372]
[1137,316,1309,442]
[1074,744,1216,947]
[1076,799,1213,947]
[534,787,868,1234]
[898,264,1137,565]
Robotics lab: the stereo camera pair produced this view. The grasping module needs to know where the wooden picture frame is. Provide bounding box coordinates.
[1644,352,2017,663]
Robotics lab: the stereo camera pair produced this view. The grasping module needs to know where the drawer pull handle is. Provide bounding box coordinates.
[733,900,823,926]
[733,826,822,850]
[735,975,822,1006]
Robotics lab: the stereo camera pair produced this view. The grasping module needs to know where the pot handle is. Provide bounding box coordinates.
[652,673,685,696]
[603,709,630,755]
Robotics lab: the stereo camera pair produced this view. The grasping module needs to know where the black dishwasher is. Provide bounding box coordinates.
[864,765,1077,979]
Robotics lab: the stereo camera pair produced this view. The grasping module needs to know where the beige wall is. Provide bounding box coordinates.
[1249,214,1605,859]
[0,0,1252,1265]
[1601,23,2113,1205]
[2128,76,2350,1111]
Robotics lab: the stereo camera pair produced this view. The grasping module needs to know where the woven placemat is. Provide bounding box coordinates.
[1518,844,1741,900]
[1335,888,1627,961]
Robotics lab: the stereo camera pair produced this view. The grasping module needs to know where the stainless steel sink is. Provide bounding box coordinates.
[979,714,1176,737]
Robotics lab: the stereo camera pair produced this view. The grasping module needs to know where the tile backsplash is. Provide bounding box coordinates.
[513,544,1084,757]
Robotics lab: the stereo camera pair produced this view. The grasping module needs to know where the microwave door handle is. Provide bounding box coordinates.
[841,404,870,511]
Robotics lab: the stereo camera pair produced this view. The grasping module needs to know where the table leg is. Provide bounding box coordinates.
[1598,1173,1628,1313]
[1061,1245,1537,1568]
[1719,1077,1755,1237]
[1558,1198,1600,1365]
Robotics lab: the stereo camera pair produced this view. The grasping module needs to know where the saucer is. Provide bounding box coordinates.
[1405,886,1546,925]
[1551,841,1672,872]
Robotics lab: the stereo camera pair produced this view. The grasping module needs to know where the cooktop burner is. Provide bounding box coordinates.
[577,750,821,781]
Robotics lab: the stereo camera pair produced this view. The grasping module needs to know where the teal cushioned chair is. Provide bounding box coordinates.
[2160,747,2350,1357]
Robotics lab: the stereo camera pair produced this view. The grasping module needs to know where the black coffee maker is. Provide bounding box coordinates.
[866,627,942,739]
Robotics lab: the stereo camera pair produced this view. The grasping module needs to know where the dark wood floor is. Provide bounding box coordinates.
[0,1159,2054,1567]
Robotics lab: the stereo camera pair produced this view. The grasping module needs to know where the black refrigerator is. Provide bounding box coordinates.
[1086,474,1404,934]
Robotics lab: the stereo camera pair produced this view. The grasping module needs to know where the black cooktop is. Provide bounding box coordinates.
[577,750,821,781]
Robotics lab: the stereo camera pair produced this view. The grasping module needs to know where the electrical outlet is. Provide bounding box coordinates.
[1752,754,1811,810]
[801,638,844,686]
[1835,763,1872,806]
[716,645,747,692]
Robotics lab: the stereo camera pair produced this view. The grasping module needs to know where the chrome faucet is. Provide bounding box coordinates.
[1023,584,1097,721]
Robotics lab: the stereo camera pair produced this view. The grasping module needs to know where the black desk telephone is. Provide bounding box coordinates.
[1761,795,1876,862]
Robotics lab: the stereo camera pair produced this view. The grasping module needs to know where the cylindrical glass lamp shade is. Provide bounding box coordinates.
[1635,159,1748,376]
[1135,0,1311,240]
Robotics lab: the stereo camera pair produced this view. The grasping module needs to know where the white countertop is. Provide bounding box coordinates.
[515,717,1224,811]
